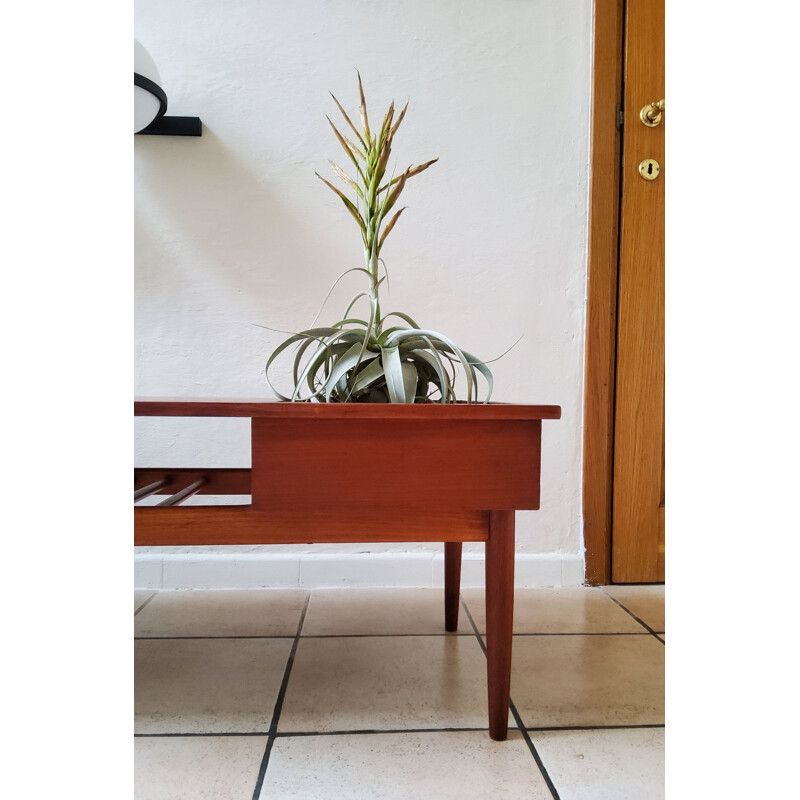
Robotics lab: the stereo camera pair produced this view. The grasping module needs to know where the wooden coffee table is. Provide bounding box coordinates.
[134,399,561,740]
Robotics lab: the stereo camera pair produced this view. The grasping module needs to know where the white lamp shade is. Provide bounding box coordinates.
[134,40,164,133]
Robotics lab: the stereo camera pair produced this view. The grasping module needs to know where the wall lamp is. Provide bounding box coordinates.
[134,40,202,136]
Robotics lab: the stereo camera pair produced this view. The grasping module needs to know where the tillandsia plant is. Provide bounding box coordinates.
[265,73,493,403]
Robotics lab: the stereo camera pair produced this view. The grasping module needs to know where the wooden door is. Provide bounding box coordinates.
[611,0,665,582]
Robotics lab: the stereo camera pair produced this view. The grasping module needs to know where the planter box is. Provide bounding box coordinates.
[134,399,561,739]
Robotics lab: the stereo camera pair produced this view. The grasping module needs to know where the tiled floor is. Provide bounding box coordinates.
[134,585,664,799]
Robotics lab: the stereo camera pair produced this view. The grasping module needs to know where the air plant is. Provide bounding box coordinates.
[266,73,493,403]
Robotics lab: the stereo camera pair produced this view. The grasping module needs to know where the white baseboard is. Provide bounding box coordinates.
[134,551,585,590]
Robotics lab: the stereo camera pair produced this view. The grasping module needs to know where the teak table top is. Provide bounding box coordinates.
[134,399,562,421]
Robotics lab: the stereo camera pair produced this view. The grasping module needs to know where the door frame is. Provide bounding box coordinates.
[583,0,626,585]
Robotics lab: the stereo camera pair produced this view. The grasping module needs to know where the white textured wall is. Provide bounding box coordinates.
[135,0,592,577]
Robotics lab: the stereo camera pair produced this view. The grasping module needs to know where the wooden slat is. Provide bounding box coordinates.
[156,478,208,507]
[583,0,625,585]
[134,399,561,421]
[251,419,542,512]
[134,469,251,496]
[134,478,171,501]
[134,506,489,546]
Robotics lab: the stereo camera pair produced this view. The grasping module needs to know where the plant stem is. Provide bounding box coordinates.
[364,134,382,337]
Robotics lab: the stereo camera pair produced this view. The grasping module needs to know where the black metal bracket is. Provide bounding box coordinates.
[134,72,202,137]
[137,115,202,136]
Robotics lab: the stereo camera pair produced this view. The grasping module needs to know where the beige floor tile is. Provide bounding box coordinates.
[530,727,664,800]
[135,735,267,800]
[604,585,665,632]
[135,638,292,733]
[510,635,664,727]
[135,591,155,615]
[279,635,499,732]
[134,589,307,637]
[302,588,471,635]
[463,588,645,634]
[261,731,551,799]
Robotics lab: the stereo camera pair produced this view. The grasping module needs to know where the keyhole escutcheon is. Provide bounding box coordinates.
[638,158,661,181]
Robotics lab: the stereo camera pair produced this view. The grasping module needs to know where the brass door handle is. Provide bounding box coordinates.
[640,99,665,127]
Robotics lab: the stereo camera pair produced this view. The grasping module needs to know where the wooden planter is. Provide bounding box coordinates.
[134,399,561,740]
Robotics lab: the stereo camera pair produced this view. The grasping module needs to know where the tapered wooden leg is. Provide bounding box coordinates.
[444,541,463,632]
[485,510,515,741]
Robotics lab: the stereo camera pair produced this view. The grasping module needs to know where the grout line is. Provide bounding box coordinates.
[133,631,656,641]
[251,593,310,800]
[134,635,297,641]
[439,631,656,638]
[275,727,490,738]
[299,632,469,637]
[513,632,651,636]
[508,700,561,800]
[134,633,472,640]
[460,598,561,800]
[134,722,666,739]
[601,591,665,644]
[134,593,156,617]
[135,731,270,738]
[610,582,665,586]
[526,723,665,732]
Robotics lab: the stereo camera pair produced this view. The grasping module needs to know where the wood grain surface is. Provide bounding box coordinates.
[250,418,542,512]
[486,510,515,741]
[134,399,561,421]
[583,0,625,585]
[134,506,489,546]
[612,0,665,582]
[444,542,463,632]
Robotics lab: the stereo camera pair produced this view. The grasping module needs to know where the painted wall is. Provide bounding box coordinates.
[135,0,592,587]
